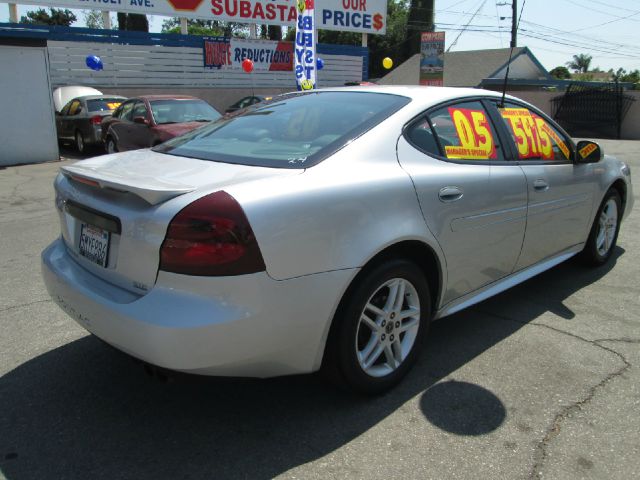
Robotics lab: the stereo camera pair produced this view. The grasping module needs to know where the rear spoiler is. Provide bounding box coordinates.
[61,164,195,205]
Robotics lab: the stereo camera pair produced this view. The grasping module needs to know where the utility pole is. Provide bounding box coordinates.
[511,0,517,47]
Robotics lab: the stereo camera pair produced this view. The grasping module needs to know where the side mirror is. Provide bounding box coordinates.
[575,141,603,163]
[133,116,149,125]
[76,106,83,114]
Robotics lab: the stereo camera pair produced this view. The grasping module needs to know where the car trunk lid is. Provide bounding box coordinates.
[55,150,300,294]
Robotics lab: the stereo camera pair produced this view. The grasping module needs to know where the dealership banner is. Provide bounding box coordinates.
[17,0,388,34]
[420,31,445,87]
[294,0,316,90]
[204,37,293,70]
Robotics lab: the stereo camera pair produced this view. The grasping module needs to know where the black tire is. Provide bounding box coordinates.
[105,136,118,154]
[323,258,431,394]
[75,131,86,154]
[581,189,622,266]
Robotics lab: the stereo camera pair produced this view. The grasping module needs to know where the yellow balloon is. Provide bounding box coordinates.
[382,57,393,69]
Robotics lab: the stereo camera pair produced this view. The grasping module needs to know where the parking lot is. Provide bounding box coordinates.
[1,140,638,480]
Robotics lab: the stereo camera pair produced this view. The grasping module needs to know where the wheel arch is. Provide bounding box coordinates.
[320,239,443,370]
[609,178,627,216]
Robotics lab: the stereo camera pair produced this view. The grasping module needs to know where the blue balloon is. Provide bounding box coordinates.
[316,57,324,70]
[85,55,103,71]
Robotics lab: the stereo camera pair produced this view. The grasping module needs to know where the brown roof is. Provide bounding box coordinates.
[444,47,525,87]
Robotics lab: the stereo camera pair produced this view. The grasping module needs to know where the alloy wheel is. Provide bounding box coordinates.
[596,198,618,256]
[355,277,421,377]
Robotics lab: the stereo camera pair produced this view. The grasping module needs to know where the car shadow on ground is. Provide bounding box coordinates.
[0,249,623,480]
[58,144,105,161]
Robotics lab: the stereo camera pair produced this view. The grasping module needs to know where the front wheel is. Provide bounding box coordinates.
[324,259,431,394]
[581,189,622,265]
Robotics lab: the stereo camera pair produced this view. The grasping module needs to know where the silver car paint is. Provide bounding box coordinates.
[397,136,528,304]
[42,86,634,378]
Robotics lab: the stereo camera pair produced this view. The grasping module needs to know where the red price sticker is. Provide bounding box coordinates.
[444,108,497,160]
[500,108,569,160]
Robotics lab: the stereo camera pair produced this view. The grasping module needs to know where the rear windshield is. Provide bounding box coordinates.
[153,91,410,169]
[150,99,221,124]
[87,98,124,112]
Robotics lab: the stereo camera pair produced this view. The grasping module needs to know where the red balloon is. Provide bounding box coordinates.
[242,59,254,73]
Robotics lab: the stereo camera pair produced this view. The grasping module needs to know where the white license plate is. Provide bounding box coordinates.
[79,223,110,267]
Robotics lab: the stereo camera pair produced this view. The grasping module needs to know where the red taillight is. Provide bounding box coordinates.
[91,115,103,125]
[159,191,266,276]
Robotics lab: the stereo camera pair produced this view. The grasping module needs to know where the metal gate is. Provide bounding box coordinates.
[551,83,635,139]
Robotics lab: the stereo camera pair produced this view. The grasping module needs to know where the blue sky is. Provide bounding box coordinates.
[1,0,639,72]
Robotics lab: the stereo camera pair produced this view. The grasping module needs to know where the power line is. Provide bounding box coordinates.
[446,0,488,52]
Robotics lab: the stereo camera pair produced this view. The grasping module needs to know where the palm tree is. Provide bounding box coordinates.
[566,54,592,73]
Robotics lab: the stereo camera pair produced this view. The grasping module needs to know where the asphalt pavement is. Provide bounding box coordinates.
[0,140,638,480]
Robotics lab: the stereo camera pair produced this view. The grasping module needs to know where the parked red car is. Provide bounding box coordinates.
[101,95,221,153]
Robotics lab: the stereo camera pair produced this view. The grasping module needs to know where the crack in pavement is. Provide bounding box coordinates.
[0,299,52,314]
[472,308,634,480]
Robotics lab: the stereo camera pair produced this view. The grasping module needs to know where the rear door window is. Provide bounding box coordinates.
[86,98,123,112]
[425,101,504,161]
[119,101,135,122]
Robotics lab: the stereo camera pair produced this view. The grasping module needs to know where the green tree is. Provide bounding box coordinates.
[84,10,115,29]
[20,8,76,26]
[549,66,571,79]
[566,53,592,73]
[161,18,248,37]
[117,13,148,32]
[403,0,434,62]
[612,68,640,83]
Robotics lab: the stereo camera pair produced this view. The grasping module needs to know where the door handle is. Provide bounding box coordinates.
[438,186,464,203]
[533,179,549,191]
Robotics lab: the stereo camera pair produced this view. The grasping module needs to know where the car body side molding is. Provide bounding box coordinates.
[434,244,583,319]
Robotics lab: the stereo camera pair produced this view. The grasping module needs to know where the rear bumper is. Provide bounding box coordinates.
[42,238,355,377]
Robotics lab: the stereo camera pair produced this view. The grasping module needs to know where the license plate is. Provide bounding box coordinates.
[79,223,110,267]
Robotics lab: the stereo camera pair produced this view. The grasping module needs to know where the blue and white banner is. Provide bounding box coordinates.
[294,0,317,91]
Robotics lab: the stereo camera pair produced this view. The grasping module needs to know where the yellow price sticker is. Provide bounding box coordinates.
[500,108,570,160]
[106,102,121,110]
[445,107,497,160]
[579,143,597,159]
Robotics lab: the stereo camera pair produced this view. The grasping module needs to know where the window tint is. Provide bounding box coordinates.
[119,101,135,121]
[132,101,148,119]
[60,101,72,116]
[497,103,572,161]
[150,99,220,124]
[154,91,410,169]
[68,100,82,116]
[429,101,503,161]
[406,118,440,156]
[86,98,123,112]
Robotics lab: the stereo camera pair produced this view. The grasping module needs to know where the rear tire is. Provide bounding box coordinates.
[105,136,118,154]
[75,131,86,154]
[323,259,431,394]
[581,189,622,266]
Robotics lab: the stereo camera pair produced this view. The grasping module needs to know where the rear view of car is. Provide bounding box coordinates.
[56,95,125,153]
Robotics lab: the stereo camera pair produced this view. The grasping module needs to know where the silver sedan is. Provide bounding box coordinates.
[41,86,633,393]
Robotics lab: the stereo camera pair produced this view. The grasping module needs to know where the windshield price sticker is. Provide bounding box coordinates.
[445,108,497,160]
[107,102,122,110]
[500,108,569,160]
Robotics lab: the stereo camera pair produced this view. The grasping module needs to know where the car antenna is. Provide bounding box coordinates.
[499,0,526,108]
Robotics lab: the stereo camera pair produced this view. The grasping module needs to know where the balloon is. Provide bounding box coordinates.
[382,57,393,70]
[316,57,324,70]
[242,58,254,73]
[85,55,103,71]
